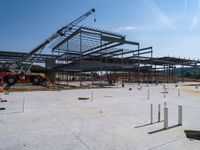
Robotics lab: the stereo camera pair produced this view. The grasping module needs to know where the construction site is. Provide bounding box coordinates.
[1,5,200,150]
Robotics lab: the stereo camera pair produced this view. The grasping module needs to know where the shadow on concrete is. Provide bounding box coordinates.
[148,124,181,134]
[134,120,164,128]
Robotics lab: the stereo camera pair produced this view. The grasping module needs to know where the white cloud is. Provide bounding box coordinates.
[190,0,200,30]
[145,0,174,29]
[114,26,136,32]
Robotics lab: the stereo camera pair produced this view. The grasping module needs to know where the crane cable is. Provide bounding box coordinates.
[94,11,96,22]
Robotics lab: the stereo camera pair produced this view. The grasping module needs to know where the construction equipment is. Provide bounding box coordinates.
[0,8,96,86]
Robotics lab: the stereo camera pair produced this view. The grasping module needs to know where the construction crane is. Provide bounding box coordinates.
[11,8,96,72]
[1,8,96,86]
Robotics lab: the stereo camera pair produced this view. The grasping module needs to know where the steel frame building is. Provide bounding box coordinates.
[0,26,199,85]
[50,26,154,84]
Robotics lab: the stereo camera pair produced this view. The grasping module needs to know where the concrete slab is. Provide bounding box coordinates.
[0,83,200,150]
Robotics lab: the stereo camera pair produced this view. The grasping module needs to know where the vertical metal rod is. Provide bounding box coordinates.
[164,86,166,98]
[150,104,153,124]
[132,51,135,84]
[158,104,161,122]
[182,65,185,82]
[91,91,93,101]
[138,44,140,86]
[147,88,149,100]
[100,34,103,86]
[178,89,180,96]
[193,63,196,81]
[80,30,82,86]
[178,105,183,126]
[164,101,167,107]
[164,91,166,98]
[58,49,60,84]
[164,107,168,129]
[168,65,170,82]
[66,41,69,86]
[181,65,183,82]
[150,47,153,84]
[22,97,25,112]
[155,65,157,85]
[164,65,166,83]
[122,49,124,87]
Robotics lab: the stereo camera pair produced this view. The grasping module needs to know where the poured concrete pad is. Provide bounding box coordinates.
[0,83,200,150]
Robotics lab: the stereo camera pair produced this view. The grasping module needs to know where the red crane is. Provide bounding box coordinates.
[0,9,96,86]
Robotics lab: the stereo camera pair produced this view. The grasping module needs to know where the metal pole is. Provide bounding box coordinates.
[155,65,157,85]
[151,47,153,84]
[138,44,140,86]
[164,107,168,129]
[178,88,180,96]
[150,104,153,124]
[66,41,69,86]
[147,88,149,100]
[80,30,82,86]
[91,91,93,101]
[164,101,167,107]
[164,90,166,98]
[100,34,103,86]
[158,104,161,122]
[164,65,166,83]
[122,49,124,87]
[22,97,25,112]
[178,105,183,126]
[164,85,166,98]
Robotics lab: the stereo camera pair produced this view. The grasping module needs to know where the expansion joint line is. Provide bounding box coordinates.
[148,136,185,150]
[46,108,92,150]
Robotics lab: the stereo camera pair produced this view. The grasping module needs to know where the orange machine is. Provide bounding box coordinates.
[0,71,46,86]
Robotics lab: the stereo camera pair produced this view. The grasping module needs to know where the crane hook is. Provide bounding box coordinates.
[94,12,96,22]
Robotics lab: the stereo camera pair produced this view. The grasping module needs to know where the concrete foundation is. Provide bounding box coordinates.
[0,82,200,150]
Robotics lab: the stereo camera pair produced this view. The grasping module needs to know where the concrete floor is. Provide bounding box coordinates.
[0,83,200,150]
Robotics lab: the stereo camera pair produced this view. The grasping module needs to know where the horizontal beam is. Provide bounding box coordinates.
[107,47,152,58]
[52,28,81,50]
[101,35,139,46]
[81,26,124,38]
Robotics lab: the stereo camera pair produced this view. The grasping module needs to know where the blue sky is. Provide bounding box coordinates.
[0,0,200,59]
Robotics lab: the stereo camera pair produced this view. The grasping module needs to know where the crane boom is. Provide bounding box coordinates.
[12,8,96,71]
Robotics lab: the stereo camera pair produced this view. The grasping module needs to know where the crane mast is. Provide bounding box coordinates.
[11,8,96,72]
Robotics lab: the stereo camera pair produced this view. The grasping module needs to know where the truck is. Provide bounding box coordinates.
[0,71,46,86]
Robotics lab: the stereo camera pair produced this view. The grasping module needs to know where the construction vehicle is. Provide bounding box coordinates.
[0,9,96,86]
